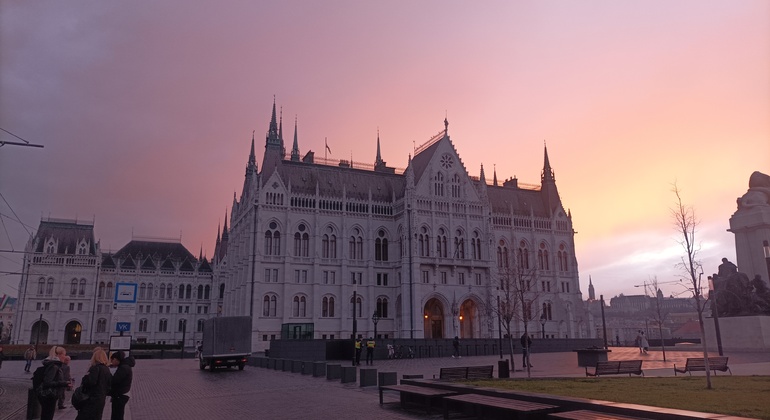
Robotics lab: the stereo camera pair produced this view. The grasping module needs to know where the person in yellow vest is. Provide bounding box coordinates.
[354,338,362,366]
[365,337,375,366]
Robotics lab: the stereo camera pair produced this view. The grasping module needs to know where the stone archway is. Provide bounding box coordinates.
[423,298,445,339]
[459,299,478,338]
[64,320,82,344]
[30,320,49,345]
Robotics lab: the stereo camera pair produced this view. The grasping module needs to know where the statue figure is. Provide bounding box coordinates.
[750,275,770,314]
[737,171,770,211]
[718,258,738,277]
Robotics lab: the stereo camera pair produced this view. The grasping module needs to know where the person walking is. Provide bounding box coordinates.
[365,337,375,366]
[639,331,649,354]
[452,336,461,358]
[520,333,533,368]
[109,351,135,420]
[636,331,644,353]
[38,346,68,420]
[58,355,72,409]
[0,346,5,370]
[24,345,36,372]
[75,347,112,420]
[354,338,362,366]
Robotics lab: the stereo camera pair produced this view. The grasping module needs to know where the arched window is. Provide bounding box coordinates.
[471,231,482,260]
[558,244,569,271]
[158,319,168,332]
[293,224,310,257]
[454,229,465,259]
[178,319,186,332]
[219,283,225,299]
[166,284,172,300]
[517,241,530,269]
[497,241,509,268]
[376,297,389,318]
[322,296,336,317]
[350,295,362,318]
[451,174,461,198]
[70,279,78,296]
[322,227,337,259]
[419,226,430,257]
[98,282,106,298]
[204,285,210,299]
[106,282,114,300]
[38,278,45,295]
[138,319,148,332]
[46,241,55,254]
[436,228,447,258]
[292,295,307,317]
[96,318,107,333]
[542,302,553,320]
[147,283,154,299]
[197,319,204,332]
[434,172,445,196]
[46,278,54,295]
[374,229,388,261]
[264,221,281,255]
[185,284,192,299]
[263,295,277,317]
[538,242,550,270]
[140,283,147,299]
[197,285,203,299]
[79,279,86,295]
[179,284,185,299]
[349,228,363,260]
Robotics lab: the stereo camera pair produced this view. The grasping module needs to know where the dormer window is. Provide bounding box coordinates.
[46,241,55,254]
[78,242,88,255]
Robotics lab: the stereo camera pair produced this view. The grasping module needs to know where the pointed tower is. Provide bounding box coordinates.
[493,165,498,187]
[588,276,596,301]
[266,98,281,149]
[540,143,563,216]
[218,209,229,262]
[290,116,300,161]
[374,128,390,172]
[278,107,285,156]
[478,164,489,201]
[262,98,285,181]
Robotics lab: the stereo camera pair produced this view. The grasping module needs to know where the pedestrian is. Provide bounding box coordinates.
[365,337,375,366]
[38,346,68,420]
[75,347,112,420]
[639,331,649,354]
[387,344,395,359]
[616,335,620,347]
[24,345,36,372]
[354,338,362,366]
[452,336,461,358]
[58,355,73,409]
[636,331,644,353]
[520,332,533,368]
[0,346,5,369]
[109,351,135,420]
[195,341,202,359]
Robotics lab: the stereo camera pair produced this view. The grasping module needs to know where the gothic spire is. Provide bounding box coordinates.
[375,128,383,166]
[480,164,486,183]
[542,141,554,183]
[249,130,256,166]
[278,107,284,143]
[493,165,498,187]
[290,115,300,161]
[222,208,229,239]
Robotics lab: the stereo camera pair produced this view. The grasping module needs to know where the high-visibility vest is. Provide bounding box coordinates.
[366,340,375,348]
[355,341,361,349]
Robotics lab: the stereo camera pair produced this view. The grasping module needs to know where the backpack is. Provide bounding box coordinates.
[32,364,58,399]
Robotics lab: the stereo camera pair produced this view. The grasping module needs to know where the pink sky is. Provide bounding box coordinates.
[1,1,768,300]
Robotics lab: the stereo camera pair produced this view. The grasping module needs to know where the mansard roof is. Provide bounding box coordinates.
[486,184,549,217]
[101,255,115,268]
[32,219,96,254]
[277,160,404,202]
[198,258,212,272]
[112,240,196,263]
[179,258,195,272]
[411,133,444,184]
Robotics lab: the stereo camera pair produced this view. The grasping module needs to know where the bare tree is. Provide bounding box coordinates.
[489,263,541,378]
[671,184,712,389]
[646,276,669,362]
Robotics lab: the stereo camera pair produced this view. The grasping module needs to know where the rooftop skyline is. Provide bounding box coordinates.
[1,1,768,300]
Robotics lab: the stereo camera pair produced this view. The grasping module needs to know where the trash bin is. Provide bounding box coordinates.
[498,359,510,378]
[27,388,40,420]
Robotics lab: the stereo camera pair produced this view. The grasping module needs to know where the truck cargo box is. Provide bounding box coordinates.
[200,316,251,370]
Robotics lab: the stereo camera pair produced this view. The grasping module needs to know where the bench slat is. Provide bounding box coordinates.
[674,357,730,375]
[586,360,643,377]
[550,409,648,420]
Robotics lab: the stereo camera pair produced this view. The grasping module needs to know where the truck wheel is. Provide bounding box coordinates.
[238,364,245,371]
[199,361,206,370]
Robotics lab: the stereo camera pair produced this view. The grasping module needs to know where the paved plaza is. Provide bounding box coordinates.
[2,346,769,420]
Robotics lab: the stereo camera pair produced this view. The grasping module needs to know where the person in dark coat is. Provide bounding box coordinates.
[39,346,68,420]
[520,333,533,368]
[108,351,135,420]
[76,347,112,420]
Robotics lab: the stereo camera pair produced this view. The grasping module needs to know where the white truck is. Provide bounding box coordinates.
[199,316,252,371]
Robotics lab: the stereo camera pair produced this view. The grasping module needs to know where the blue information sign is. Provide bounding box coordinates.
[116,322,131,332]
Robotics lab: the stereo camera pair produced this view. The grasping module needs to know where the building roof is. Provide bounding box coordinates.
[32,219,96,254]
[277,161,404,202]
[112,240,196,263]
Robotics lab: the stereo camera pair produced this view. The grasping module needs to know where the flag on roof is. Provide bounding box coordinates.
[0,294,10,310]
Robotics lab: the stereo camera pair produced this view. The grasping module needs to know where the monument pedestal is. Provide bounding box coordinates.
[704,315,770,351]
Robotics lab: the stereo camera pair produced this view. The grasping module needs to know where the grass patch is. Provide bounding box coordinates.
[468,376,770,419]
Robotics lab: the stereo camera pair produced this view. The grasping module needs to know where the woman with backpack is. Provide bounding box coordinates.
[75,347,112,420]
[36,346,68,420]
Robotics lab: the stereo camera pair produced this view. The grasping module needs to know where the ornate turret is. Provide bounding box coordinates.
[290,116,300,162]
[540,143,563,216]
[588,276,595,301]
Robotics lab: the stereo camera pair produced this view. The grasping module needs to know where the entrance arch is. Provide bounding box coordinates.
[423,298,445,339]
[64,321,82,344]
[30,320,49,345]
[459,299,478,338]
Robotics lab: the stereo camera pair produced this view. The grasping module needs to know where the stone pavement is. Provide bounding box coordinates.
[2,346,769,420]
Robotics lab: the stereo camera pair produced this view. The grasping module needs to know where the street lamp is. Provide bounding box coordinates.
[539,313,546,339]
[763,240,770,282]
[372,311,380,339]
[707,276,724,356]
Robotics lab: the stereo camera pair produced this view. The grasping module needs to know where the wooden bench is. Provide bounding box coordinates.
[443,393,557,419]
[439,365,494,380]
[674,356,731,376]
[585,360,643,377]
[549,409,647,420]
[379,384,458,415]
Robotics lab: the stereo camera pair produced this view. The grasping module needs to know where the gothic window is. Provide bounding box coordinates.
[138,319,148,332]
[558,244,569,271]
[96,318,107,333]
[147,283,154,299]
[292,295,307,317]
[264,222,281,255]
[471,231,482,260]
[294,223,310,257]
[70,279,78,296]
[166,284,172,300]
[538,242,550,270]
[106,282,114,300]
[350,295,362,318]
[374,229,388,261]
[349,228,363,260]
[197,319,204,332]
[517,241,530,270]
[46,278,54,295]
[158,319,168,332]
[140,283,147,299]
[78,242,87,255]
[497,241,509,268]
[542,302,553,320]
[322,296,336,317]
[436,228,447,258]
[376,297,389,318]
[204,285,210,299]
[219,283,225,299]
[46,241,56,254]
[434,172,445,196]
[185,284,192,299]
[440,153,454,169]
[179,284,185,300]
[451,174,461,198]
[37,278,45,295]
[98,281,105,298]
[197,285,203,299]
[454,229,465,259]
[418,227,430,257]
[178,319,186,332]
[263,294,277,317]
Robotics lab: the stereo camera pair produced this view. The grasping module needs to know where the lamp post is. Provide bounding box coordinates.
[764,240,770,282]
[539,313,546,339]
[180,319,187,360]
[708,276,724,356]
[372,311,380,339]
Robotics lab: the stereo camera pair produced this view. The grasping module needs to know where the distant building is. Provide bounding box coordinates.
[214,101,590,351]
[12,218,215,346]
[0,295,15,343]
